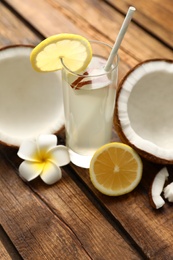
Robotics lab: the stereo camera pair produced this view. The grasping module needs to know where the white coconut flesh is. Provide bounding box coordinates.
[117,60,173,162]
[0,46,64,147]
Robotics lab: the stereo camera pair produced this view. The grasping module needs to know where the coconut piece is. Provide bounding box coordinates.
[150,167,169,209]
[114,59,173,164]
[0,45,64,147]
[164,182,173,202]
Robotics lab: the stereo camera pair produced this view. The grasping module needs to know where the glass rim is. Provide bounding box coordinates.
[61,40,119,78]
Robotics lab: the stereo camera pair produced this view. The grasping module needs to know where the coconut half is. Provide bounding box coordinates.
[0,45,64,147]
[114,59,173,164]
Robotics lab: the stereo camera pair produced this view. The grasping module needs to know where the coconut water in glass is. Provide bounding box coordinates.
[62,40,118,168]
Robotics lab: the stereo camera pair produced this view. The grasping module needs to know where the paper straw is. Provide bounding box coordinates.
[104,6,136,71]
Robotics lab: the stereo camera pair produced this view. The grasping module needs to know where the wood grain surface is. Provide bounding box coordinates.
[0,0,173,259]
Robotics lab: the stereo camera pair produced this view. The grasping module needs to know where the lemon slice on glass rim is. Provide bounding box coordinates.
[30,33,92,73]
[89,142,143,196]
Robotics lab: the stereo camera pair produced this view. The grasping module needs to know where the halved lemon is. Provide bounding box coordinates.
[30,33,92,72]
[89,142,143,196]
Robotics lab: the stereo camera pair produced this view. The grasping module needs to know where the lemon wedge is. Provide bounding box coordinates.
[89,142,143,196]
[30,33,92,73]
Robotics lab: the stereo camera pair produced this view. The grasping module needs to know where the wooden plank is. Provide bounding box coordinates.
[54,0,172,58]
[0,0,173,258]
[0,148,141,259]
[1,125,172,257]
[107,0,173,48]
[2,0,172,81]
[0,241,11,260]
[1,0,136,81]
[0,0,136,83]
[0,163,90,260]
[69,148,173,259]
[0,3,41,46]
[0,225,22,260]
[0,4,142,259]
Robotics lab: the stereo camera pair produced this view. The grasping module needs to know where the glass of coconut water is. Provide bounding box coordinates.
[62,40,119,168]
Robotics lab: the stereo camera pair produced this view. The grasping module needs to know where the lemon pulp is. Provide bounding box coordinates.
[89,142,143,196]
[30,33,92,73]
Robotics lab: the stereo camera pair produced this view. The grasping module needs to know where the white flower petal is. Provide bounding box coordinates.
[17,140,39,161]
[19,161,43,181]
[40,161,62,185]
[37,134,57,155]
[48,145,70,166]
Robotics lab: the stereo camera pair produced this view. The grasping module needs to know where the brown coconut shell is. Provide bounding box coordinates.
[114,59,173,165]
[0,45,64,148]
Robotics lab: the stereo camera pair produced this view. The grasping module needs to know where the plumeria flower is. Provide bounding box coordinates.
[17,134,70,185]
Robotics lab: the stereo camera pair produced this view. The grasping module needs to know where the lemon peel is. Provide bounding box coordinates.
[89,142,143,196]
[30,33,92,73]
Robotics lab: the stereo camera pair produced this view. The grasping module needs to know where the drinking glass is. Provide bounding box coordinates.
[61,40,119,168]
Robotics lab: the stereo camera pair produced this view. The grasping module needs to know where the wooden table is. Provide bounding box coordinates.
[0,0,173,259]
